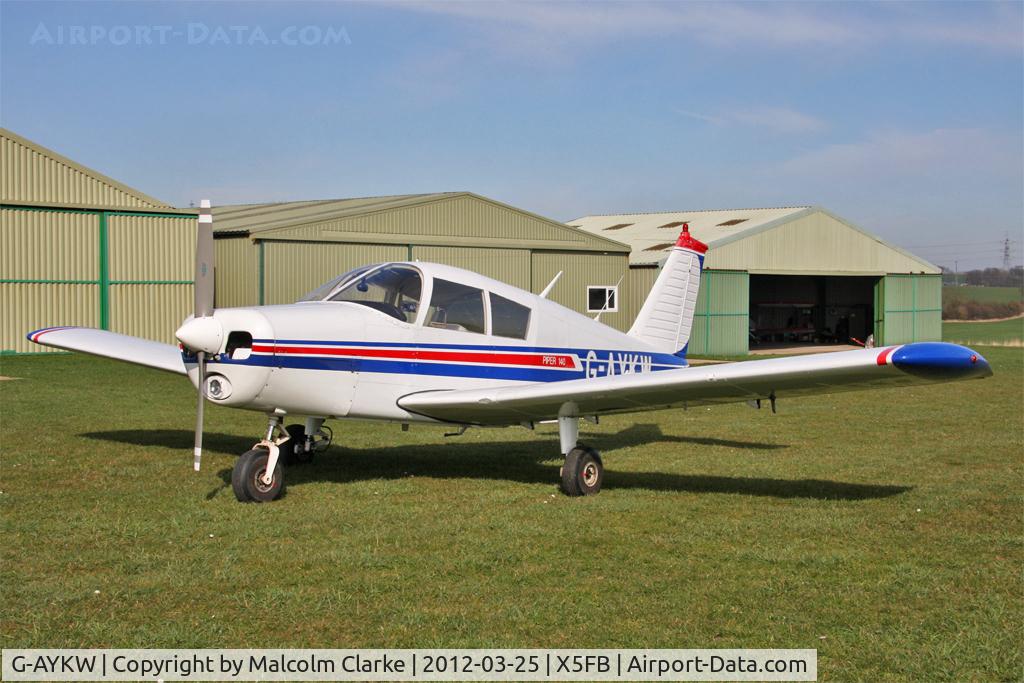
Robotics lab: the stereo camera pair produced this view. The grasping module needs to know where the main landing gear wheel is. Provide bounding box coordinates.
[232,448,285,503]
[560,445,603,496]
[282,423,313,465]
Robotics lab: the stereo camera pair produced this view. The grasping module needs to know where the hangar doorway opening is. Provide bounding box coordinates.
[749,275,879,351]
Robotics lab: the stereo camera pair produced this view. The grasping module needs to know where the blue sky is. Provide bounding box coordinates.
[2,1,1021,269]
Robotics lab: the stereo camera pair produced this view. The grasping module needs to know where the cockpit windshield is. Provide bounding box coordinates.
[298,265,376,302]
[303,264,422,323]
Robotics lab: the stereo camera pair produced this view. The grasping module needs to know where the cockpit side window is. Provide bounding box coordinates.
[489,292,531,339]
[426,279,486,334]
[326,265,422,322]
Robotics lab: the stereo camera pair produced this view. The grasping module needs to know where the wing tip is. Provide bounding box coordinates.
[26,326,79,344]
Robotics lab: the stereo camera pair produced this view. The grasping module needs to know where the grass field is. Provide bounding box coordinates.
[943,285,1023,304]
[944,318,1024,346]
[1,349,1021,680]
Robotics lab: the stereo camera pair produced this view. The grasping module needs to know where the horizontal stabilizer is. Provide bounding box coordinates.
[26,327,186,375]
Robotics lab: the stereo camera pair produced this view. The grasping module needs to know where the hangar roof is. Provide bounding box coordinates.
[569,206,938,274]
[213,192,630,253]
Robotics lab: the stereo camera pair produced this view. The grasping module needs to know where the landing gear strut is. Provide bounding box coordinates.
[232,416,331,502]
[557,413,603,496]
[232,415,289,503]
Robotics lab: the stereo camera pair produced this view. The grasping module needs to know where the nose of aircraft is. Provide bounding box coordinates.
[175,315,224,354]
[891,342,992,380]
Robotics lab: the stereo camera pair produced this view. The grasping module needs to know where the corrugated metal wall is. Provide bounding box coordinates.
[624,266,659,330]
[2,284,99,353]
[109,284,191,343]
[2,206,194,353]
[107,215,194,343]
[531,252,630,331]
[215,237,258,308]
[879,274,942,344]
[2,208,100,353]
[2,208,97,280]
[688,270,750,356]
[1,132,165,210]
[413,246,531,290]
[263,241,407,304]
[108,215,194,281]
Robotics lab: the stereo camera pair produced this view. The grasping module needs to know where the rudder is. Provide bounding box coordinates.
[627,224,707,356]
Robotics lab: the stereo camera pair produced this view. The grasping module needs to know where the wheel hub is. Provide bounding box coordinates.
[253,467,275,493]
[582,462,599,487]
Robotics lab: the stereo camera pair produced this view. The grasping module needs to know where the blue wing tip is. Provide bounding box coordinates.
[891,342,992,379]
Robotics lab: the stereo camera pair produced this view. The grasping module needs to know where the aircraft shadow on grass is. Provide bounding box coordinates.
[83,423,911,501]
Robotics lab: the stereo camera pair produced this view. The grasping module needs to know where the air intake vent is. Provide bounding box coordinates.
[716,218,748,227]
[603,223,633,231]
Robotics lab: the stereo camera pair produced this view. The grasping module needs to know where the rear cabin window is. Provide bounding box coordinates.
[427,279,486,334]
[490,292,531,339]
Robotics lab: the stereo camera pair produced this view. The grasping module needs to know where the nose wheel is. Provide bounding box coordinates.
[232,448,284,502]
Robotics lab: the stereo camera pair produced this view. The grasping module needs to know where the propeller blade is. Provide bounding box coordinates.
[195,199,215,318]
[193,351,205,471]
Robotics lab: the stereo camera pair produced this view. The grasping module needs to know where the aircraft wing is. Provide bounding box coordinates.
[398,343,991,425]
[27,326,187,375]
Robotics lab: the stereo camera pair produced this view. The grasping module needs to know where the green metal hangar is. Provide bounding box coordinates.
[570,207,941,356]
[1,128,196,354]
[2,128,633,355]
[211,194,633,325]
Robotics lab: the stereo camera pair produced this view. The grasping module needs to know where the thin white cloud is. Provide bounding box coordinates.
[730,107,828,134]
[774,128,1021,179]
[405,1,1022,54]
[674,106,827,134]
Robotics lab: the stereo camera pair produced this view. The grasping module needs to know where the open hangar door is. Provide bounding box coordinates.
[749,274,879,348]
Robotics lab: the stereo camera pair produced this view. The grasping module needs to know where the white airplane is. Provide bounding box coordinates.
[28,201,992,502]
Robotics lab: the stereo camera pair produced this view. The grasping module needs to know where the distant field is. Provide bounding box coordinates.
[943,285,1023,304]
[944,318,1024,346]
[1,351,1020,681]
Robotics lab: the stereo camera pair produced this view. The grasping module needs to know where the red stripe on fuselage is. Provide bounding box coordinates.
[251,344,578,369]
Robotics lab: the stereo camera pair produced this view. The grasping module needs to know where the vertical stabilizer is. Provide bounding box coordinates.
[627,224,708,355]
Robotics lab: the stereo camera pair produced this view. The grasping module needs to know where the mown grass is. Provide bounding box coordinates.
[943,285,1023,304]
[1,349,1021,681]
[944,318,1024,346]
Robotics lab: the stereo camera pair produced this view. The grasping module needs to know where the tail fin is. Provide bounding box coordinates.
[627,223,708,356]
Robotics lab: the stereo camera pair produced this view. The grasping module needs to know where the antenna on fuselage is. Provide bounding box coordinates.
[538,271,563,299]
[593,273,625,322]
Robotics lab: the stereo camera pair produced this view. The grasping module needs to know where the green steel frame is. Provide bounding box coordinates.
[1,204,194,340]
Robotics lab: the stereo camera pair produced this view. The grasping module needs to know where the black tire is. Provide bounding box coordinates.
[560,446,603,496]
[232,448,285,503]
[282,423,313,465]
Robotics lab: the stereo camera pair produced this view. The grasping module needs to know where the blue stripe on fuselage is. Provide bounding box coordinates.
[197,339,686,382]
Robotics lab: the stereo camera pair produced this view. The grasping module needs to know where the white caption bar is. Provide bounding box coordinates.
[2,649,816,681]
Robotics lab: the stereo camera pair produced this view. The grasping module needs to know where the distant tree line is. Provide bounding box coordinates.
[940,266,1024,288]
[939,267,1024,319]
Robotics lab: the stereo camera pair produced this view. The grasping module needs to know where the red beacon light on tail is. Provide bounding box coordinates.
[675,223,708,254]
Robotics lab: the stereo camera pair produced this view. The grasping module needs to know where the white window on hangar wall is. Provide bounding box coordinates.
[586,285,618,314]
